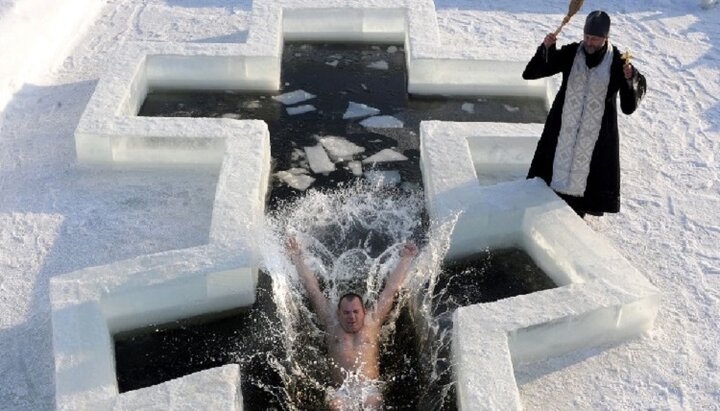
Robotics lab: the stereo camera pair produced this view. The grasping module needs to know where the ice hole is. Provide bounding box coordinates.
[437,248,556,308]
[123,42,554,409]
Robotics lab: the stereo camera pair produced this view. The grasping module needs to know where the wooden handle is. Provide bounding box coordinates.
[553,16,571,36]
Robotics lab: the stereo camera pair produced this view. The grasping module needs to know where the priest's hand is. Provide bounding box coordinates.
[623,63,634,80]
[543,33,557,48]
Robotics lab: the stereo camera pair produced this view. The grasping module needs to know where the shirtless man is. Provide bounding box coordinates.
[286,237,418,410]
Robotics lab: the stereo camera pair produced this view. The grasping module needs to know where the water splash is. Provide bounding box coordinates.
[257,181,460,410]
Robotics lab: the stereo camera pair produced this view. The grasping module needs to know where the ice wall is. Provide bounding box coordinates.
[73,0,551,165]
[52,123,270,409]
[420,121,660,410]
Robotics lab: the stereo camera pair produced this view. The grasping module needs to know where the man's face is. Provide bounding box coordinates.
[583,34,607,54]
[337,296,366,334]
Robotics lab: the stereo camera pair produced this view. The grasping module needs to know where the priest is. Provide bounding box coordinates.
[523,10,647,217]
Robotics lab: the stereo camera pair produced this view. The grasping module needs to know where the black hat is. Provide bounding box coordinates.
[584,10,611,37]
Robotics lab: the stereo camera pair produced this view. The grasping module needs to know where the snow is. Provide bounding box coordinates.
[0,0,718,410]
[342,101,380,119]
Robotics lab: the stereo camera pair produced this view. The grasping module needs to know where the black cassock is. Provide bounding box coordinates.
[522,42,646,215]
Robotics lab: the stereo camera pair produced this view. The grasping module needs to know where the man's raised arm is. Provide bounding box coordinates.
[374,242,418,323]
[286,236,333,328]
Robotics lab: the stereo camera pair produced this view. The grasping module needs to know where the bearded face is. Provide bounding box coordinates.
[583,34,607,54]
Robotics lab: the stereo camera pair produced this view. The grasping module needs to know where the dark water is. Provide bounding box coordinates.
[114,248,555,410]
[139,43,547,209]
[437,248,556,309]
[114,272,421,410]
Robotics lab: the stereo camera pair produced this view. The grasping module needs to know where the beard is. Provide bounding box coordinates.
[584,43,600,54]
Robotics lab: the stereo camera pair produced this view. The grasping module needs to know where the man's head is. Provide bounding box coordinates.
[337,293,366,334]
[583,10,610,54]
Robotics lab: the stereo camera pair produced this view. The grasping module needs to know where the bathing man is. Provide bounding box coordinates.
[286,237,418,410]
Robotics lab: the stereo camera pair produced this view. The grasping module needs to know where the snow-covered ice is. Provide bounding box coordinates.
[347,160,363,176]
[342,101,380,119]
[286,104,316,115]
[272,89,316,105]
[275,168,315,190]
[304,144,336,174]
[366,60,389,70]
[242,100,261,109]
[360,115,404,129]
[318,135,365,161]
[362,148,409,164]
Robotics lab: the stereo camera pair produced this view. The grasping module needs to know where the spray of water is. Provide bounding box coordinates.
[257,180,460,410]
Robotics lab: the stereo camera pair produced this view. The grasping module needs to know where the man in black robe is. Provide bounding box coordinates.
[523,10,646,217]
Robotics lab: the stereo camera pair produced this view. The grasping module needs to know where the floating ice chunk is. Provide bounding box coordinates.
[387,46,398,53]
[221,113,241,119]
[275,169,315,191]
[347,161,363,176]
[304,144,336,174]
[319,136,365,162]
[503,104,520,112]
[362,148,408,164]
[287,105,316,116]
[343,102,381,119]
[287,167,309,175]
[361,83,369,91]
[461,103,475,113]
[367,60,389,70]
[326,60,339,67]
[273,90,316,105]
[360,115,404,129]
[242,100,261,109]
[364,170,401,186]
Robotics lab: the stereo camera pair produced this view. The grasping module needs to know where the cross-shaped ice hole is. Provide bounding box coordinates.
[53,0,658,409]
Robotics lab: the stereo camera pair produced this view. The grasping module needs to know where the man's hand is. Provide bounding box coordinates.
[400,242,417,258]
[623,63,634,80]
[286,236,301,257]
[543,33,557,49]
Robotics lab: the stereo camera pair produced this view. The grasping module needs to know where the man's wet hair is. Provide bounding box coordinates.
[337,292,365,310]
